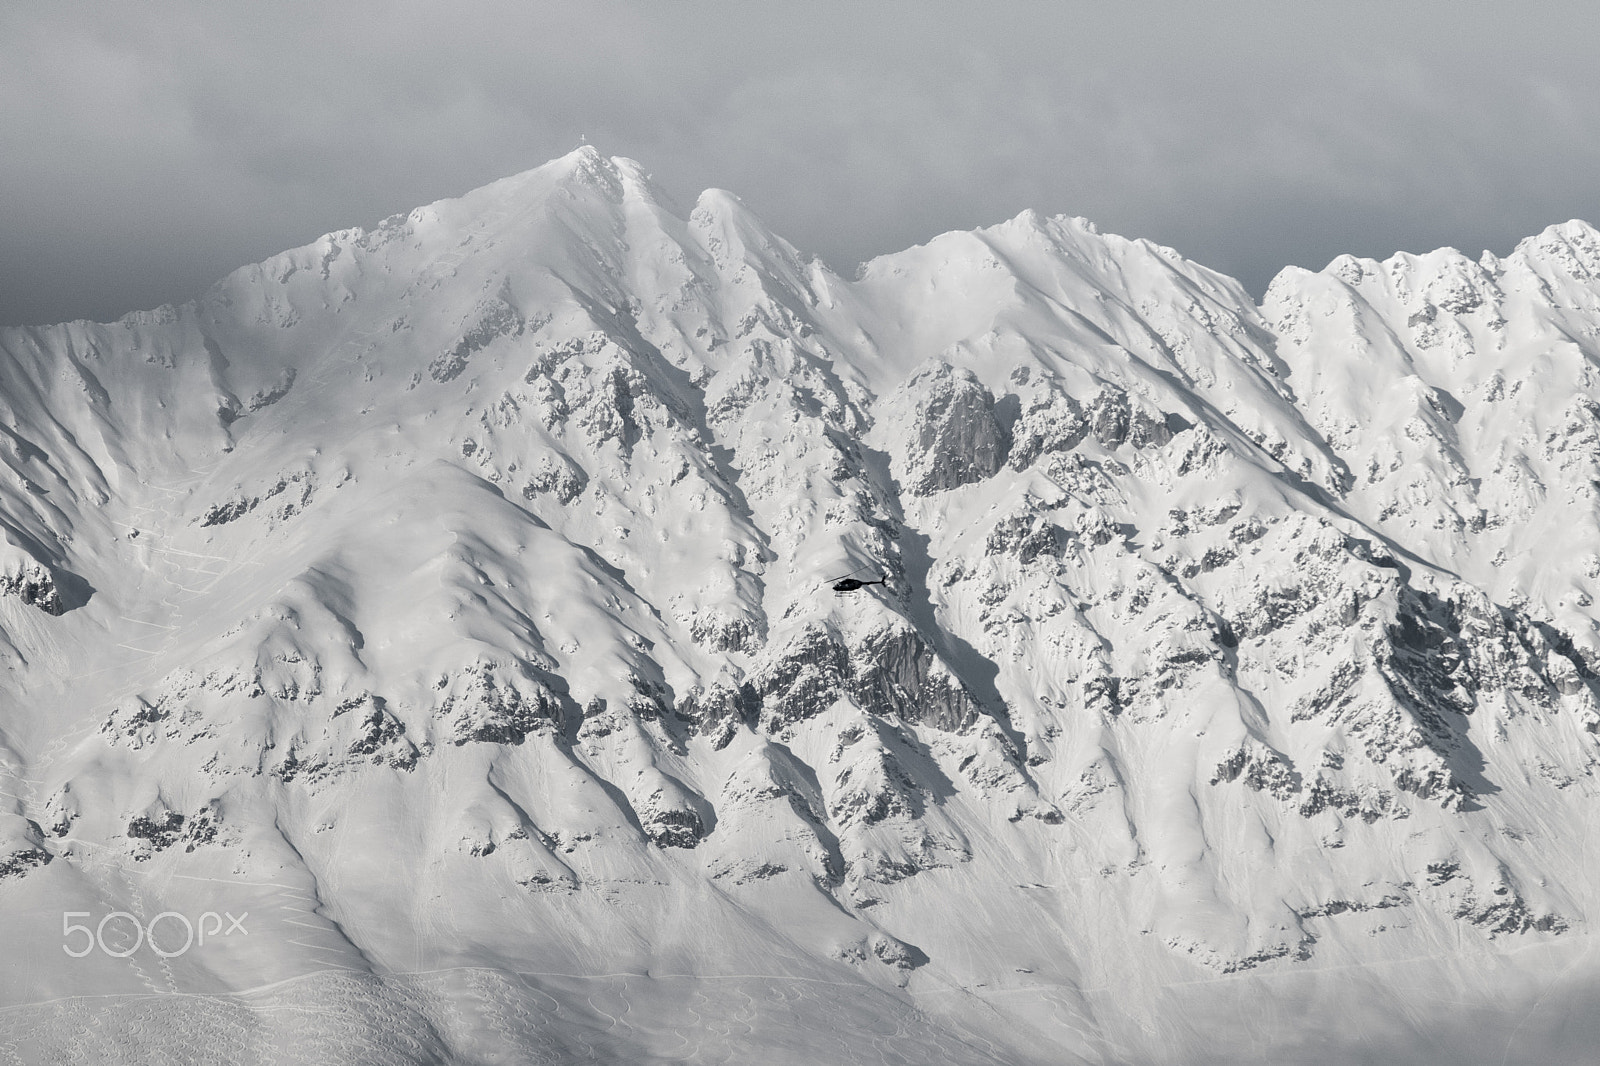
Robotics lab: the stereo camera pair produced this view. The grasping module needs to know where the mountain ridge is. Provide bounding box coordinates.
[3,149,1600,1064]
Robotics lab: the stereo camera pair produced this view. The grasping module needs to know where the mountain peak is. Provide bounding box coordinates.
[1509,217,1600,277]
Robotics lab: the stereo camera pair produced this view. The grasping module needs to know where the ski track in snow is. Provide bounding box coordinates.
[0,966,1018,1064]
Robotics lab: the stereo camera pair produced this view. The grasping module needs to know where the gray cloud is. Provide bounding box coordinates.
[5,1,1600,324]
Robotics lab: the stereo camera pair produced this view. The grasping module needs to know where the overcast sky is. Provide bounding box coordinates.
[5,1,1600,325]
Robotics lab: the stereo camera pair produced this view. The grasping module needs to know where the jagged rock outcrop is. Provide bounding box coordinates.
[895,363,1008,494]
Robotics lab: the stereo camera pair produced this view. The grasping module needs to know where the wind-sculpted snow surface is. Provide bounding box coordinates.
[4,149,1600,1063]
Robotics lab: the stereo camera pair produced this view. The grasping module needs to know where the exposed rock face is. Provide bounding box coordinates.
[0,543,66,614]
[847,625,981,732]
[443,661,564,746]
[0,563,61,614]
[897,363,1007,494]
[0,815,52,879]
[3,150,1600,1063]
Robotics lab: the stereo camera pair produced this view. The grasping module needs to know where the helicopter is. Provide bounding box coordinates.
[828,563,888,594]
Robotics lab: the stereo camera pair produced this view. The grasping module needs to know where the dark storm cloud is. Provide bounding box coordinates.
[5,1,1600,324]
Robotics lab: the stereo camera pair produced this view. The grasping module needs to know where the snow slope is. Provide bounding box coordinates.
[3,148,1600,1063]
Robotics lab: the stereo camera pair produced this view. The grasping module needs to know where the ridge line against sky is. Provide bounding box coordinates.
[4,0,1599,326]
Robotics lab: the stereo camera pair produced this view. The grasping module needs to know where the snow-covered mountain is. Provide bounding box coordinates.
[4,147,1600,1063]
